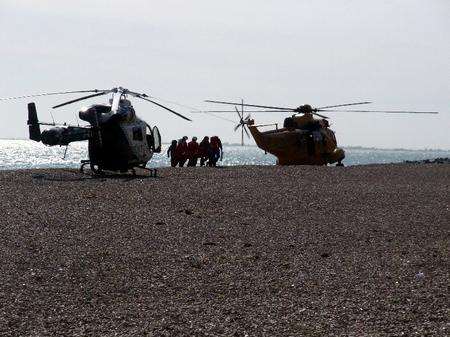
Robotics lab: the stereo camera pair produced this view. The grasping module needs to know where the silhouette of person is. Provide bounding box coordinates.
[175,136,188,167]
[199,136,210,166]
[167,140,178,167]
[209,135,223,166]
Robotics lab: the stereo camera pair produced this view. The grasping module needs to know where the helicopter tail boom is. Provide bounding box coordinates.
[27,102,90,146]
[27,102,41,142]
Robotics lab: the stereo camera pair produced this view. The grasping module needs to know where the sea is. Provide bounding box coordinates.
[0,139,449,170]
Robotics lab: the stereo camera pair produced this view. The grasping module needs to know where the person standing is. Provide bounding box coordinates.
[209,135,223,167]
[199,136,210,166]
[187,137,200,167]
[175,136,188,167]
[167,139,178,167]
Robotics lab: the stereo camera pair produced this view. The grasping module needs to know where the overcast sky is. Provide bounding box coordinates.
[1,0,449,149]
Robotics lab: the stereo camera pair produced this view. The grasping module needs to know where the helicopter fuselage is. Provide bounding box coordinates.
[247,114,345,165]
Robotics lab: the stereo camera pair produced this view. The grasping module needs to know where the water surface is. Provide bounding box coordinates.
[0,139,448,170]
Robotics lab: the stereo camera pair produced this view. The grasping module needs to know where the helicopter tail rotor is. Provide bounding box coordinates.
[27,103,41,142]
[233,102,251,145]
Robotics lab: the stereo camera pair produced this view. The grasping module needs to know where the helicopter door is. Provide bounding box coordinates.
[152,126,161,153]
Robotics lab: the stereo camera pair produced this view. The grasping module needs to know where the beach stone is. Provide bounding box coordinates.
[0,164,448,336]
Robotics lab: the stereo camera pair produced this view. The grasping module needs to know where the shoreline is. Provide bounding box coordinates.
[0,156,448,174]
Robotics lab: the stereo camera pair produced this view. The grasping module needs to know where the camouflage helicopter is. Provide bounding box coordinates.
[204,100,438,166]
[0,87,192,175]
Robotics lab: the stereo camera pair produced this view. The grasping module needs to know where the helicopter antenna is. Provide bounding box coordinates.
[49,110,56,125]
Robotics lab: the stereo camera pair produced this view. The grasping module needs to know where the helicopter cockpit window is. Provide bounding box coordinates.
[152,126,161,153]
[132,126,143,141]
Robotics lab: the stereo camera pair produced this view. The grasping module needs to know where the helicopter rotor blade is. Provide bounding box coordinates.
[0,89,109,102]
[207,113,236,124]
[243,125,251,138]
[52,91,109,109]
[320,109,439,114]
[311,111,329,119]
[317,101,372,110]
[137,96,192,121]
[205,100,295,111]
[234,124,241,132]
[235,106,242,119]
[192,110,292,113]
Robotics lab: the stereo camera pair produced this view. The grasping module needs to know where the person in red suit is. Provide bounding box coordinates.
[187,137,200,167]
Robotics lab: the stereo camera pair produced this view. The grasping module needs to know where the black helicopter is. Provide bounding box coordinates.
[0,87,192,175]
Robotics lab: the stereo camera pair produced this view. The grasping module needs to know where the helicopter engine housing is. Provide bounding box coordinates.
[79,104,112,125]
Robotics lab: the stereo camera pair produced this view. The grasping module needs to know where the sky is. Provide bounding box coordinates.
[0,0,449,149]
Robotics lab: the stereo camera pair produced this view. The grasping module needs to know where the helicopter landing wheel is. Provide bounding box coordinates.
[90,163,104,175]
[80,160,90,173]
[336,162,345,167]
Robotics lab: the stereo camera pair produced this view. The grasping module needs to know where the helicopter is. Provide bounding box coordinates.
[0,87,192,175]
[203,100,439,166]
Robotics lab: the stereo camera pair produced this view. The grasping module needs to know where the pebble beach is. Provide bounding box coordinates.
[0,164,448,336]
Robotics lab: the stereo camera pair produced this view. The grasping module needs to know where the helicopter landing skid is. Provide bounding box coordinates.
[79,160,157,177]
[135,166,158,178]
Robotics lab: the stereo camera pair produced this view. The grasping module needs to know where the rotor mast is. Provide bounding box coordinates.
[110,87,126,113]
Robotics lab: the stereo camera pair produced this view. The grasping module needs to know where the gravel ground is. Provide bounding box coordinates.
[0,164,448,336]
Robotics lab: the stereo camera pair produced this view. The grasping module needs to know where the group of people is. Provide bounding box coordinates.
[167,136,223,167]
